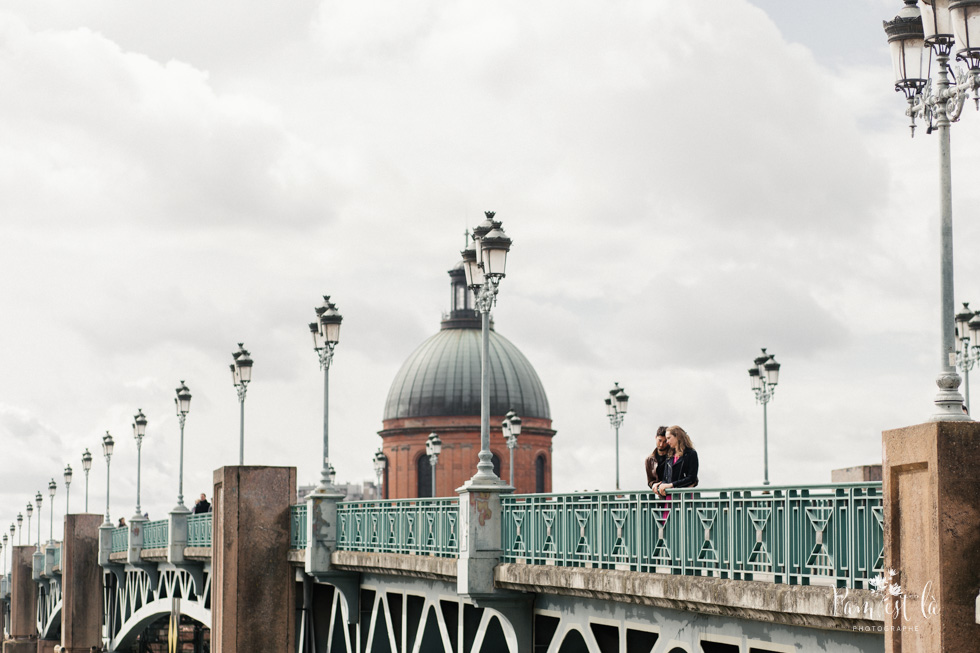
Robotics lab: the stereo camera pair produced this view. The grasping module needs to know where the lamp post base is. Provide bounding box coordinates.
[930,371,972,422]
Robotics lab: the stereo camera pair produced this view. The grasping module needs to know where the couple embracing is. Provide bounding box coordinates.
[645,425,699,496]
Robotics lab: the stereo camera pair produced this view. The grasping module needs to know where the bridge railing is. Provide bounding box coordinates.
[187,513,212,547]
[337,498,459,558]
[142,519,169,549]
[500,483,882,589]
[110,527,127,553]
[291,504,307,549]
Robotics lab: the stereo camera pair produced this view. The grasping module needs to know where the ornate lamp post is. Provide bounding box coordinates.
[47,479,56,544]
[34,491,42,551]
[81,449,92,512]
[231,343,253,465]
[459,211,512,485]
[884,0,980,420]
[132,409,147,520]
[102,431,114,525]
[502,410,522,487]
[373,449,387,499]
[175,381,192,510]
[425,433,443,497]
[605,383,629,491]
[748,348,781,486]
[954,302,980,411]
[64,465,73,515]
[1,537,5,578]
[16,513,22,545]
[309,296,343,491]
[25,503,32,548]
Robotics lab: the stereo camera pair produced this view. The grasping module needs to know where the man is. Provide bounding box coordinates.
[645,426,670,489]
[192,493,211,514]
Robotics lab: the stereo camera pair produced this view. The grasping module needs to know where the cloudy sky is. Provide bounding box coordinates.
[3,0,980,533]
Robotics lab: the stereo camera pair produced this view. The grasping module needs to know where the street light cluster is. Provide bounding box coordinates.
[748,348,781,486]
[954,302,980,410]
[604,384,629,491]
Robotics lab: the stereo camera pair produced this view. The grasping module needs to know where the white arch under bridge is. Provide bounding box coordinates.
[103,562,210,652]
[36,578,62,640]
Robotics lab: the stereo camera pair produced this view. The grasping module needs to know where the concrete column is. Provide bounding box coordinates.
[211,466,296,653]
[883,421,980,651]
[5,546,37,653]
[60,515,103,653]
[456,483,511,600]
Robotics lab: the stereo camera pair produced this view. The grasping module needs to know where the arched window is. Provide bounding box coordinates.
[535,455,546,493]
[417,454,432,498]
[491,452,501,479]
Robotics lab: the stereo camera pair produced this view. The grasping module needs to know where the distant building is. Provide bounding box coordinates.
[831,464,882,483]
[378,260,556,498]
[297,481,380,503]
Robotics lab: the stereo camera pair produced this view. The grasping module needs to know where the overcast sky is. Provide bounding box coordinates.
[4,0,980,532]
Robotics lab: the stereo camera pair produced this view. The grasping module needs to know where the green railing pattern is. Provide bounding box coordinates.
[111,527,128,553]
[501,483,883,589]
[338,498,459,558]
[187,513,212,547]
[53,544,61,568]
[142,520,169,549]
[291,504,307,549]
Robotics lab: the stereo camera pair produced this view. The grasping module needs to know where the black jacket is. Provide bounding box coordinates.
[664,449,699,489]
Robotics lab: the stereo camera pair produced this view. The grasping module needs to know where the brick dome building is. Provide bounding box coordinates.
[378,262,556,498]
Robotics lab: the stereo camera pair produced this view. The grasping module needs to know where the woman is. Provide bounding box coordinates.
[653,425,698,496]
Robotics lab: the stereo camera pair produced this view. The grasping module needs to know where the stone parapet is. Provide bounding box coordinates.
[331,551,457,581]
[9,546,37,638]
[61,514,103,653]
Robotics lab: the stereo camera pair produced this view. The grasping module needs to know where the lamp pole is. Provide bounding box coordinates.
[748,348,781,486]
[426,433,442,497]
[502,411,522,488]
[309,296,343,491]
[459,211,513,486]
[102,432,114,525]
[16,513,22,546]
[175,381,192,510]
[64,465,73,515]
[81,449,92,512]
[373,449,387,499]
[132,409,147,520]
[231,343,253,465]
[884,0,980,421]
[604,384,629,491]
[954,302,980,411]
[34,491,42,551]
[47,479,56,544]
[25,504,32,548]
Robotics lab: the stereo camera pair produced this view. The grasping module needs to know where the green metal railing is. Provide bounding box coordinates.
[110,527,128,553]
[142,520,169,549]
[501,483,883,589]
[291,504,307,549]
[53,544,61,568]
[338,498,459,558]
[187,513,212,547]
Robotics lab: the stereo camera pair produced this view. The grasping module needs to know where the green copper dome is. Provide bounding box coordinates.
[383,325,551,421]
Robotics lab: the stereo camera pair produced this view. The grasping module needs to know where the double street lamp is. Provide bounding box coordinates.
[64,465,72,515]
[175,381,192,510]
[954,302,980,410]
[102,432,114,525]
[47,479,56,544]
[25,503,32,548]
[884,0,980,420]
[459,211,512,485]
[425,433,442,497]
[231,343,254,464]
[748,348,781,486]
[373,449,387,499]
[309,296,343,492]
[81,449,92,512]
[132,409,147,520]
[605,383,629,491]
[34,491,42,551]
[502,411,522,487]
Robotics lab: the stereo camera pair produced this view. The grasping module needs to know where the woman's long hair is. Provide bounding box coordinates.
[666,425,695,454]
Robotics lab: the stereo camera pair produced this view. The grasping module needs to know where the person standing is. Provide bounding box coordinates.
[192,493,211,514]
[653,425,699,496]
[645,426,671,489]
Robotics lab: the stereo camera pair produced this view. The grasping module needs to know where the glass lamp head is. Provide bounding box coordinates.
[233,343,253,384]
[764,356,781,386]
[102,431,114,459]
[320,297,343,344]
[176,381,192,415]
[64,464,73,485]
[82,449,93,472]
[48,478,56,498]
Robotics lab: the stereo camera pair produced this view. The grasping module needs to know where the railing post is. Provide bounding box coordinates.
[168,508,189,564]
[126,515,145,565]
[305,487,346,577]
[457,482,512,600]
[97,522,113,567]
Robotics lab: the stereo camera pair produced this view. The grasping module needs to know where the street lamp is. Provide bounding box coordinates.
[748,348,781,486]
[884,0,980,421]
[175,381,192,510]
[502,410,522,487]
[605,383,629,491]
[81,449,92,512]
[64,465,73,515]
[231,343,253,465]
[16,513,22,545]
[425,433,442,497]
[1,537,5,578]
[309,295,343,491]
[954,302,980,411]
[34,491,42,551]
[102,431,114,525]
[25,503,32,548]
[47,479,56,544]
[459,211,512,485]
[132,409,147,520]
[373,449,387,499]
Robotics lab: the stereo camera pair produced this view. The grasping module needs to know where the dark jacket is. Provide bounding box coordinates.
[193,499,211,514]
[664,449,699,489]
[645,450,670,487]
